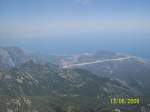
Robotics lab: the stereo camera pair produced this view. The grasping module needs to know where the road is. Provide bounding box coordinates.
[62,57,132,69]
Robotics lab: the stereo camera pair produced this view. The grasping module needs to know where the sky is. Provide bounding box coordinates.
[0,0,150,57]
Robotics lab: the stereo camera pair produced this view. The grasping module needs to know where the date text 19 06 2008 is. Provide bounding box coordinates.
[110,97,140,105]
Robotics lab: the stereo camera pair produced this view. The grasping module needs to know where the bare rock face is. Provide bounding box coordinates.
[0,48,15,70]
[0,47,32,70]
[4,47,30,65]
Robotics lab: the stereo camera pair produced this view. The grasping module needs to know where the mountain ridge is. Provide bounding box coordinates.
[0,47,150,112]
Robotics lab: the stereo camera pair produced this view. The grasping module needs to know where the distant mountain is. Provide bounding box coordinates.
[58,51,150,103]
[80,56,150,87]
[0,47,32,70]
[0,47,15,69]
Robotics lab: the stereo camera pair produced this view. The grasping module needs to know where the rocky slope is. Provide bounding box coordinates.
[0,47,32,70]
[58,51,150,99]
[0,47,149,112]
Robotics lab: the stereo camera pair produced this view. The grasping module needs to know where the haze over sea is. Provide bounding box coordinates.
[0,0,150,58]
